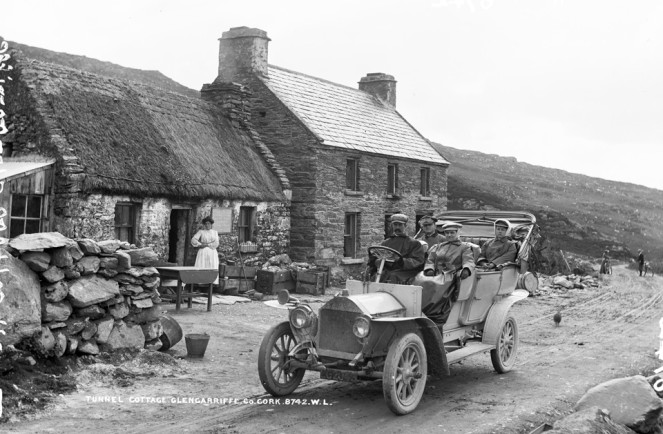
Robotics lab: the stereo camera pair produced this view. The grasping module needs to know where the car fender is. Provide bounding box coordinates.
[481,289,528,347]
[370,317,450,377]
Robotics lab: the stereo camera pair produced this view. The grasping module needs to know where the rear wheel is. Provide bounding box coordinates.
[491,315,518,373]
[258,322,306,396]
[383,333,427,415]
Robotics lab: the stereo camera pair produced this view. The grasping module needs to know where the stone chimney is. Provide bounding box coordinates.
[358,73,397,107]
[217,26,270,81]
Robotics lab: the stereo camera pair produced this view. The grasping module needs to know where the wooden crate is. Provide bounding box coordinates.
[295,270,327,295]
[219,264,257,279]
[256,269,295,294]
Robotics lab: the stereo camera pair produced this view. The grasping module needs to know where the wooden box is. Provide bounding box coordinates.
[295,270,327,295]
[220,264,257,279]
[256,269,295,294]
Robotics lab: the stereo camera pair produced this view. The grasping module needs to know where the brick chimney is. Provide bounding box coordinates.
[217,26,270,81]
[358,73,397,107]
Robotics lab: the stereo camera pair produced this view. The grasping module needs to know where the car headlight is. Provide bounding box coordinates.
[352,316,371,338]
[290,306,313,329]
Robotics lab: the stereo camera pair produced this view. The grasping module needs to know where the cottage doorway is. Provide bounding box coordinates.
[168,207,191,265]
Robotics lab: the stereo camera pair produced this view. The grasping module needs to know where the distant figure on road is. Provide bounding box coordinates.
[600,249,611,275]
[637,249,645,276]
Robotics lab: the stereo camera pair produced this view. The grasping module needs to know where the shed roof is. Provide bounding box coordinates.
[0,160,56,182]
[261,65,448,165]
[9,52,286,202]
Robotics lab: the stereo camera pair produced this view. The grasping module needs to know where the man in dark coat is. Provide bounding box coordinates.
[477,218,518,269]
[638,249,645,276]
[367,214,426,284]
[415,215,445,251]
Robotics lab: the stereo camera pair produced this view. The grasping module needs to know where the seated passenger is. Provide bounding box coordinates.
[421,222,475,324]
[477,219,517,270]
[510,224,531,273]
[415,215,445,251]
[367,214,426,284]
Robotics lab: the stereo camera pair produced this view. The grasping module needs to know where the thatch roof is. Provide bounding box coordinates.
[9,49,286,202]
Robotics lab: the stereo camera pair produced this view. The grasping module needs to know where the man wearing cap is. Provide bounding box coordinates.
[477,219,518,270]
[415,215,445,251]
[510,224,531,273]
[422,222,475,323]
[367,213,426,284]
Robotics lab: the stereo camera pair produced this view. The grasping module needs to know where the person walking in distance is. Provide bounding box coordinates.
[637,249,645,276]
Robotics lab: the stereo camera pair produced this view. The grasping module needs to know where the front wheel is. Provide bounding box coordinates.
[383,333,428,415]
[258,322,306,396]
[490,314,519,373]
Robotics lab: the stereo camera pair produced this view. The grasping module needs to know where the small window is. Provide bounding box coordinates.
[420,167,430,196]
[114,203,139,243]
[346,159,359,191]
[238,206,256,243]
[387,163,399,195]
[344,213,359,258]
[10,194,43,238]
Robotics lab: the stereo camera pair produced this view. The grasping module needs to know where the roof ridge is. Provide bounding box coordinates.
[268,64,369,95]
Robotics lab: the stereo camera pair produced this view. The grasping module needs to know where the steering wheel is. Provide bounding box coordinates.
[368,245,403,263]
[367,246,404,283]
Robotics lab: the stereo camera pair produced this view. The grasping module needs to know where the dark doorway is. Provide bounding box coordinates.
[168,208,191,265]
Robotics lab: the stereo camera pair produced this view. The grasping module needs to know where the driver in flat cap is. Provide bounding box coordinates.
[477,218,517,269]
[367,213,426,284]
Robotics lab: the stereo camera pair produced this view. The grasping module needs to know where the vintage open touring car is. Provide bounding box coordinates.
[258,211,537,415]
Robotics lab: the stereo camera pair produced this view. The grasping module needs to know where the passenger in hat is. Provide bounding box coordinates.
[421,221,475,323]
[477,219,517,270]
[510,224,532,273]
[415,215,444,251]
[367,213,426,284]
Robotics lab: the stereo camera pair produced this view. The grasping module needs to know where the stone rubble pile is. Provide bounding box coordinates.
[531,273,600,296]
[6,232,164,357]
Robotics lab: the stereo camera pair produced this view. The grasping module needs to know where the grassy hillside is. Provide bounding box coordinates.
[431,142,663,269]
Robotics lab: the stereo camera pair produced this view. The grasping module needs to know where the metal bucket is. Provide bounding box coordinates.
[516,272,538,292]
[159,314,183,351]
[185,333,210,358]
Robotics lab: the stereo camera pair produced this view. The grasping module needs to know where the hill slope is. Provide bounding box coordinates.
[431,142,663,264]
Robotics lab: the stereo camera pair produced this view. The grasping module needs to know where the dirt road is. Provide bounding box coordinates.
[7,266,663,434]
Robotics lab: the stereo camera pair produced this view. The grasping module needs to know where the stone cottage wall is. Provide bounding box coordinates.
[188,199,290,267]
[315,147,447,276]
[229,77,321,262]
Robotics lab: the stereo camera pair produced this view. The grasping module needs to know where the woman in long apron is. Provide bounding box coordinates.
[191,216,219,284]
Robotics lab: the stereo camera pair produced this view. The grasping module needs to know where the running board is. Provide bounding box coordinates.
[446,343,494,364]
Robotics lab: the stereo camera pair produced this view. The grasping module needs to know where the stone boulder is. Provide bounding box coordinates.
[42,300,73,322]
[63,267,81,280]
[97,240,121,254]
[77,239,101,256]
[79,340,100,355]
[42,265,66,283]
[75,256,100,275]
[141,320,163,341]
[68,243,84,261]
[42,281,69,303]
[104,321,145,350]
[33,326,56,355]
[126,247,159,266]
[114,251,132,269]
[94,318,114,344]
[549,406,636,434]
[20,251,51,272]
[67,275,120,308]
[108,302,130,319]
[575,375,663,433]
[49,247,74,268]
[75,305,106,320]
[8,232,70,251]
[99,257,118,269]
[126,305,161,324]
[0,248,42,346]
[553,275,574,289]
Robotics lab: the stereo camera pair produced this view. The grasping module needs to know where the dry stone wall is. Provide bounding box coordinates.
[6,232,164,357]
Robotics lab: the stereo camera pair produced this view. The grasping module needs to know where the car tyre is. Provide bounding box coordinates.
[258,321,306,396]
[491,314,518,373]
[383,333,427,415]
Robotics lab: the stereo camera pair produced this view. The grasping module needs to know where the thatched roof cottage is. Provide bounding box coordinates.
[3,42,291,265]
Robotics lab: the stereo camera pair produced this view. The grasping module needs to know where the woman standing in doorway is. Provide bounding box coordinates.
[191,216,220,283]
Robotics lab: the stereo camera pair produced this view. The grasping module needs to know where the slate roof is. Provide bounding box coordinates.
[261,65,449,165]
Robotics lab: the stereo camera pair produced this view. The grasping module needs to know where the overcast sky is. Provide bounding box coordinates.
[3,0,662,190]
